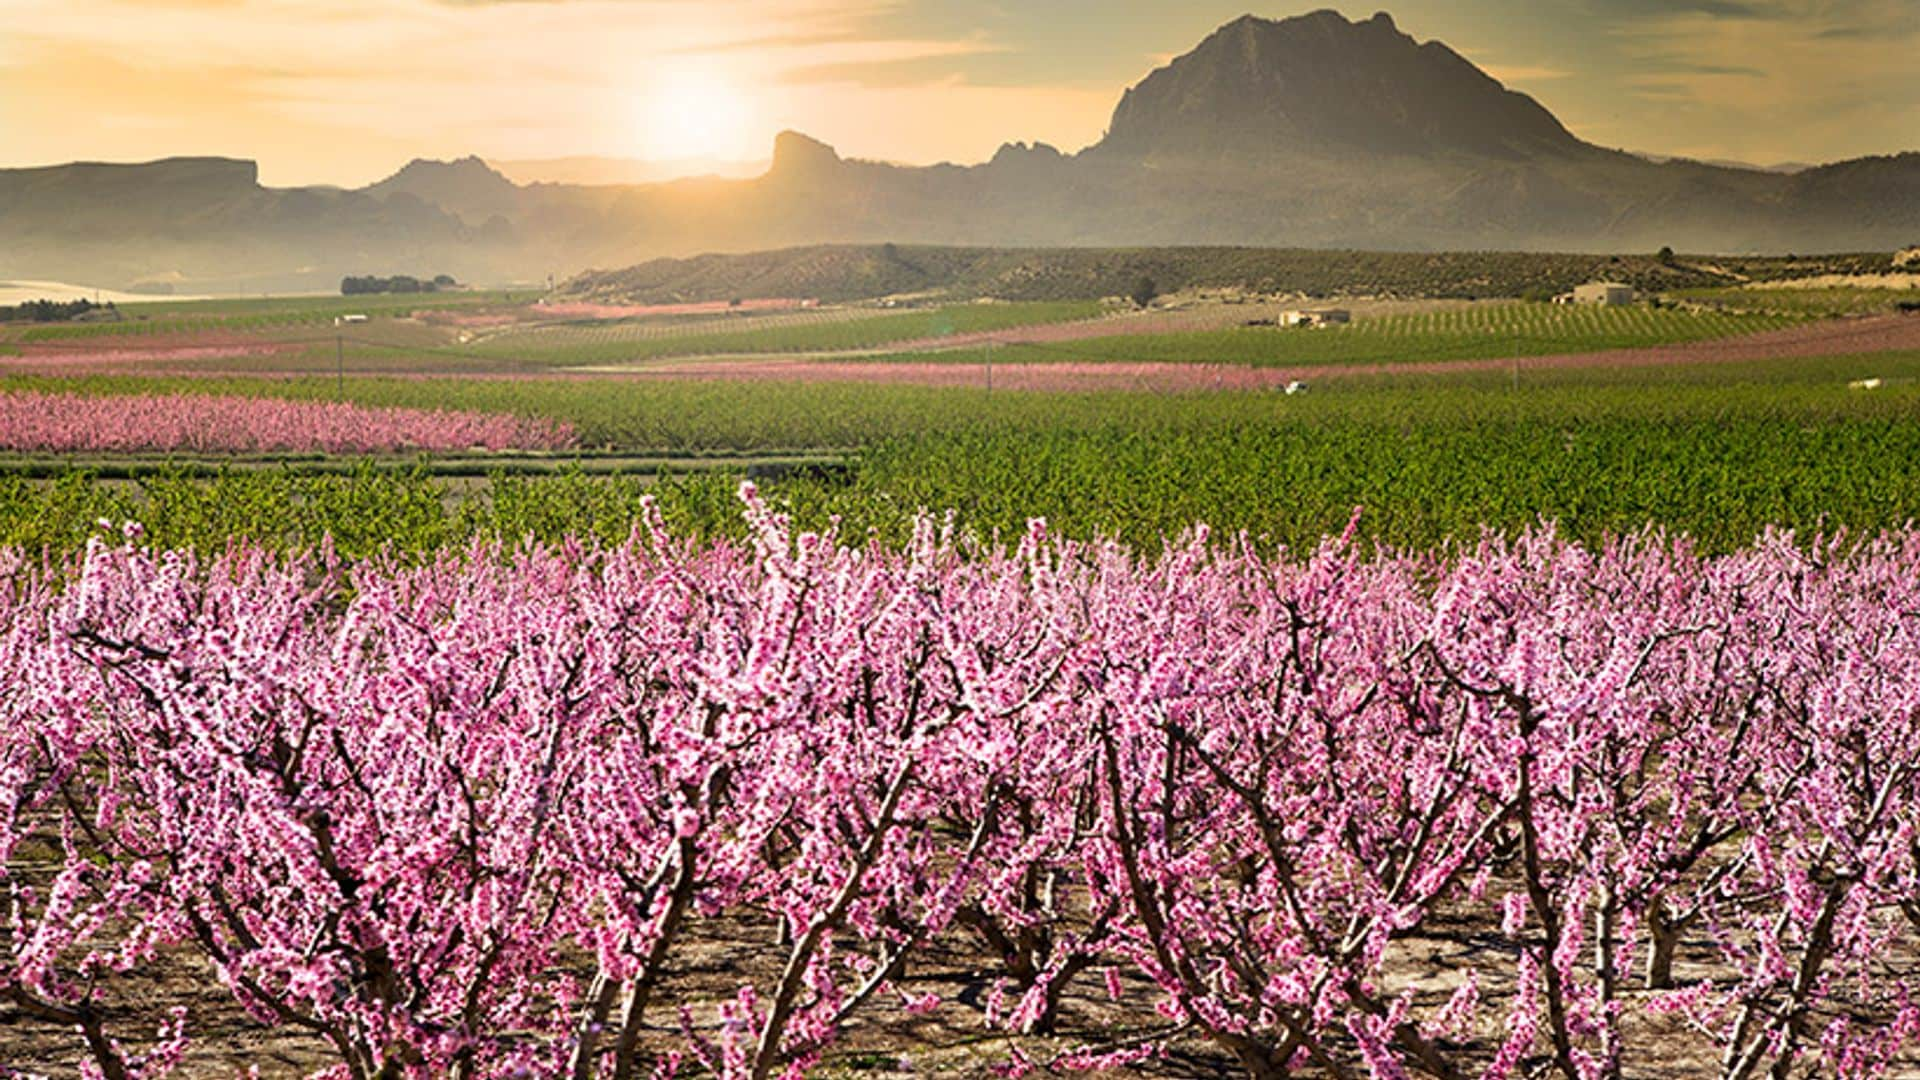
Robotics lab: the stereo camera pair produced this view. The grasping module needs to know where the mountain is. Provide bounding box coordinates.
[1096,11,1585,162]
[3,9,1916,293]
[365,156,523,223]
[0,157,496,294]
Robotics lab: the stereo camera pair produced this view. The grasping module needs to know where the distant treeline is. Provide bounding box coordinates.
[340,274,458,296]
[0,298,109,323]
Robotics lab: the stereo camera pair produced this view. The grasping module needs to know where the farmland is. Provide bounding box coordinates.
[0,390,572,453]
[3,339,1920,556]
[555,243,1899,305]
[462,299,1105,365]
[12,0,1920,1070]
[7,262,1920,1079]
[1675,283,1920,317]
[7,289,537,340]
[11,0,1920,1069]
[0,293,1818,379]
[825,302,1803,369]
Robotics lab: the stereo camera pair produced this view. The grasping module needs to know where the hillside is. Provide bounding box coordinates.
[555,245,1895,305]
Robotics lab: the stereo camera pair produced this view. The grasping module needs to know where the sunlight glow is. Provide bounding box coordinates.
[638,65,759,162]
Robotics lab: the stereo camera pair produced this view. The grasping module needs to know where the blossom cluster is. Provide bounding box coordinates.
[0,390,574,453]
[4,494,1920,1079]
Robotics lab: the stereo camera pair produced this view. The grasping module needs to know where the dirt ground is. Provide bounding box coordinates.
[9,889,1910,1079]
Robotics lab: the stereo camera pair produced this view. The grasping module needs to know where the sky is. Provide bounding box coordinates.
[0,0,1915,187]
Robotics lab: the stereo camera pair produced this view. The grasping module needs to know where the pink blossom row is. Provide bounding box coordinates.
[0,389,574,453]
[5,496,1920,1079]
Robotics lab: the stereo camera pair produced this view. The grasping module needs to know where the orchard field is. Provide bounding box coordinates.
[6,274,1920,1079]
[0,293,1823,377]
[0,366,1917,557]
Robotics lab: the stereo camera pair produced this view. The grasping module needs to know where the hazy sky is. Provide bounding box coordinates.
[1,0,1915,186]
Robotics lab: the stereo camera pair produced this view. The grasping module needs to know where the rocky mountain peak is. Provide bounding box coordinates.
[1095,9,1585,162]
[768,131,843,182]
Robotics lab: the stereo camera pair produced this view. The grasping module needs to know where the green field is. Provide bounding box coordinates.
[0,296,1806,380]
[4,342,1920,557]
[280,301,1802,374]
[116,289,537,317]
[869,303,1800,367]
[1674,285,1920,317]
[245,300,1803,376]
[2,266,1915,562]
[469,300,1104,365]
[4,290,537,341]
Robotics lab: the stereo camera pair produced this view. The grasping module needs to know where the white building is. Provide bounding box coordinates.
[1280,308,1352,328]
[1562,282,1636,306]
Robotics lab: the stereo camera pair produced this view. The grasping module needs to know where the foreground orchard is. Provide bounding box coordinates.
[4,491,1920,1079]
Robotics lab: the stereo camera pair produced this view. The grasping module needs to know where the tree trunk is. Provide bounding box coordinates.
[1644,900,1680,991]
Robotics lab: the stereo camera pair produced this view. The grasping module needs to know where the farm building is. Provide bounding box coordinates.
[1280,308,1352,328]
[1557,282,1637,306]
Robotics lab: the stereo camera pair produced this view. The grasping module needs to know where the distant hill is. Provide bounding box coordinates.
[365,156,523,223]
[1637,154,1812,175]
[3,9,1917,292]
[555,244,1890,306]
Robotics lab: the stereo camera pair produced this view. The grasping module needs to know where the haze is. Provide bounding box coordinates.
[2,0,1915,186]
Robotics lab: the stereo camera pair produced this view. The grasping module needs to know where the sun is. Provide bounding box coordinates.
[639,65,758,162]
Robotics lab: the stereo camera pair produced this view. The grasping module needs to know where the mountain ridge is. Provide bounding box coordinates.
[2,9,1915,292]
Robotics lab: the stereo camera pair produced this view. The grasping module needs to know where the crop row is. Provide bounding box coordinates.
[11,314,360,341]
[4,338,1880,456]
[6,499,1919,1077]
[1676,285,1920,317]
[472,305,898,350]
[0,390,573,453]
[1339,301,1785,340]
[472,301,1105,365]
[3,362,1920,556]
[903,303,1799,368]
[5,413,1920,558]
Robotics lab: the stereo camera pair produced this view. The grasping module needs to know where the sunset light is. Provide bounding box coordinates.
[637,65,761,163]
[4,3,1920,1078]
